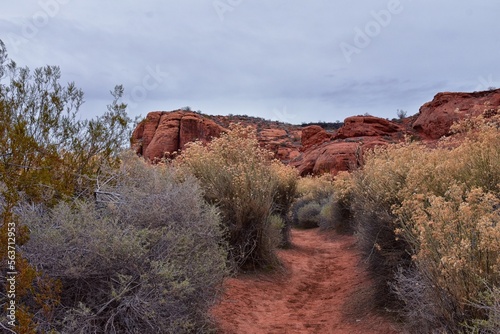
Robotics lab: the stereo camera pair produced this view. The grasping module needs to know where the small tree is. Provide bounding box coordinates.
[0,39,132,332]
[396,109,408,120]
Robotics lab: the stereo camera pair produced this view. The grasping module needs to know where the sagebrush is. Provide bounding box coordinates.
[17,152,228,333]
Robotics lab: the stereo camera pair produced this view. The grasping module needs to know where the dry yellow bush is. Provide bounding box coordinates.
[296,174,334,199]
[178,124,297,268]
[348,115,500,331]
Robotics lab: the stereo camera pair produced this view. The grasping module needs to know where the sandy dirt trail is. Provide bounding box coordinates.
[211,228,400,334]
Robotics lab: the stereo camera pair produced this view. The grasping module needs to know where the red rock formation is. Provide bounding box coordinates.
[131,111,303,162]
[292,89,500,175]
[131,89,500,175]
[131,111,224,161]
[292,116,403,176]
[334,116,402,140]
[292,141,362,175]
[257,128,301,162]
[413,89,500,139]
[300,126,332,151]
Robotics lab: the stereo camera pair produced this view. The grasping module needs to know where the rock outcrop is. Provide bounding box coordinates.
[291,116,403,175]
[412,89,500,139]
[300,126,332,152]
[131,89,500,175]
[131,110,303,162]
[334,116,402,140]
[131,111,224,161]
[257,128,301,162]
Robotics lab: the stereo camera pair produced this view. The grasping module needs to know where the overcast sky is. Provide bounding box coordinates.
[1,1,499,124]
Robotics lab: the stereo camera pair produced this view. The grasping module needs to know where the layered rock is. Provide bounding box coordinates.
[334,116,402,140]
[131,110,302,162]
[300,126,332,151]
[257,128,301,162]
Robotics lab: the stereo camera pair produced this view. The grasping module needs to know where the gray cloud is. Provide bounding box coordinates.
[1,0,499,124]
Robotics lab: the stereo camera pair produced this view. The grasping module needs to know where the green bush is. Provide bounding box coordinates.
[179,124,297,270]
[19,152,228,333]
[0,39,132,332]
[296,202,322,229]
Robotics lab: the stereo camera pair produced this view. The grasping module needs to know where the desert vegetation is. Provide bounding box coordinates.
[290,174,353,233]
[3,34,500,333]
[0,41,228,333]
[19,153,228,333]
[178,124,298,269]
[332,113,500,332]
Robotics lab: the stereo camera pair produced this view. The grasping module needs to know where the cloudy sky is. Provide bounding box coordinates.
[1,1,499,124]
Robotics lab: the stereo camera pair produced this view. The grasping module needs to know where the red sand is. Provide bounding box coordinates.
[211,229,401,334]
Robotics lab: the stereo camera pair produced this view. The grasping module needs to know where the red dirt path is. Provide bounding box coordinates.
[211,228,401,334]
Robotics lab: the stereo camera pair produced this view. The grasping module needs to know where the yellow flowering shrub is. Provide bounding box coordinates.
[296,174,335,199]
[178,124,297,268]
[348,114,500,332]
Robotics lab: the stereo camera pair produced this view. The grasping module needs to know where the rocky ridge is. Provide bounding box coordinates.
[130,89,500,175]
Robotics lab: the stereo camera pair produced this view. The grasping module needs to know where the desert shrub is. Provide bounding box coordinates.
[19,152,228,333]
[318,195,353,233]
[296,174,335,199]
[265,215,286,255]
[0,39,132,332]
[295,202,322,229]
[178,124,296,269]
[348,141,430,311]
[269,162,299,247]
[465,283,500,333]
[291,175,334,230]
[319,172,355,233]
[348,114,500,332]
[318,196,335,230]
[390,266,457,333]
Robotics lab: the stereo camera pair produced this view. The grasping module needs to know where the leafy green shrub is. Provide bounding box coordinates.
[178,124,296,269]
[19,152,228,333]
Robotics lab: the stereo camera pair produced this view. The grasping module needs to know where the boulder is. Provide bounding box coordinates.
[292,116,403,175]
[334,116,402,139]
[300,126,332,151]
[131,111,224,160]
[413,89,500,139]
